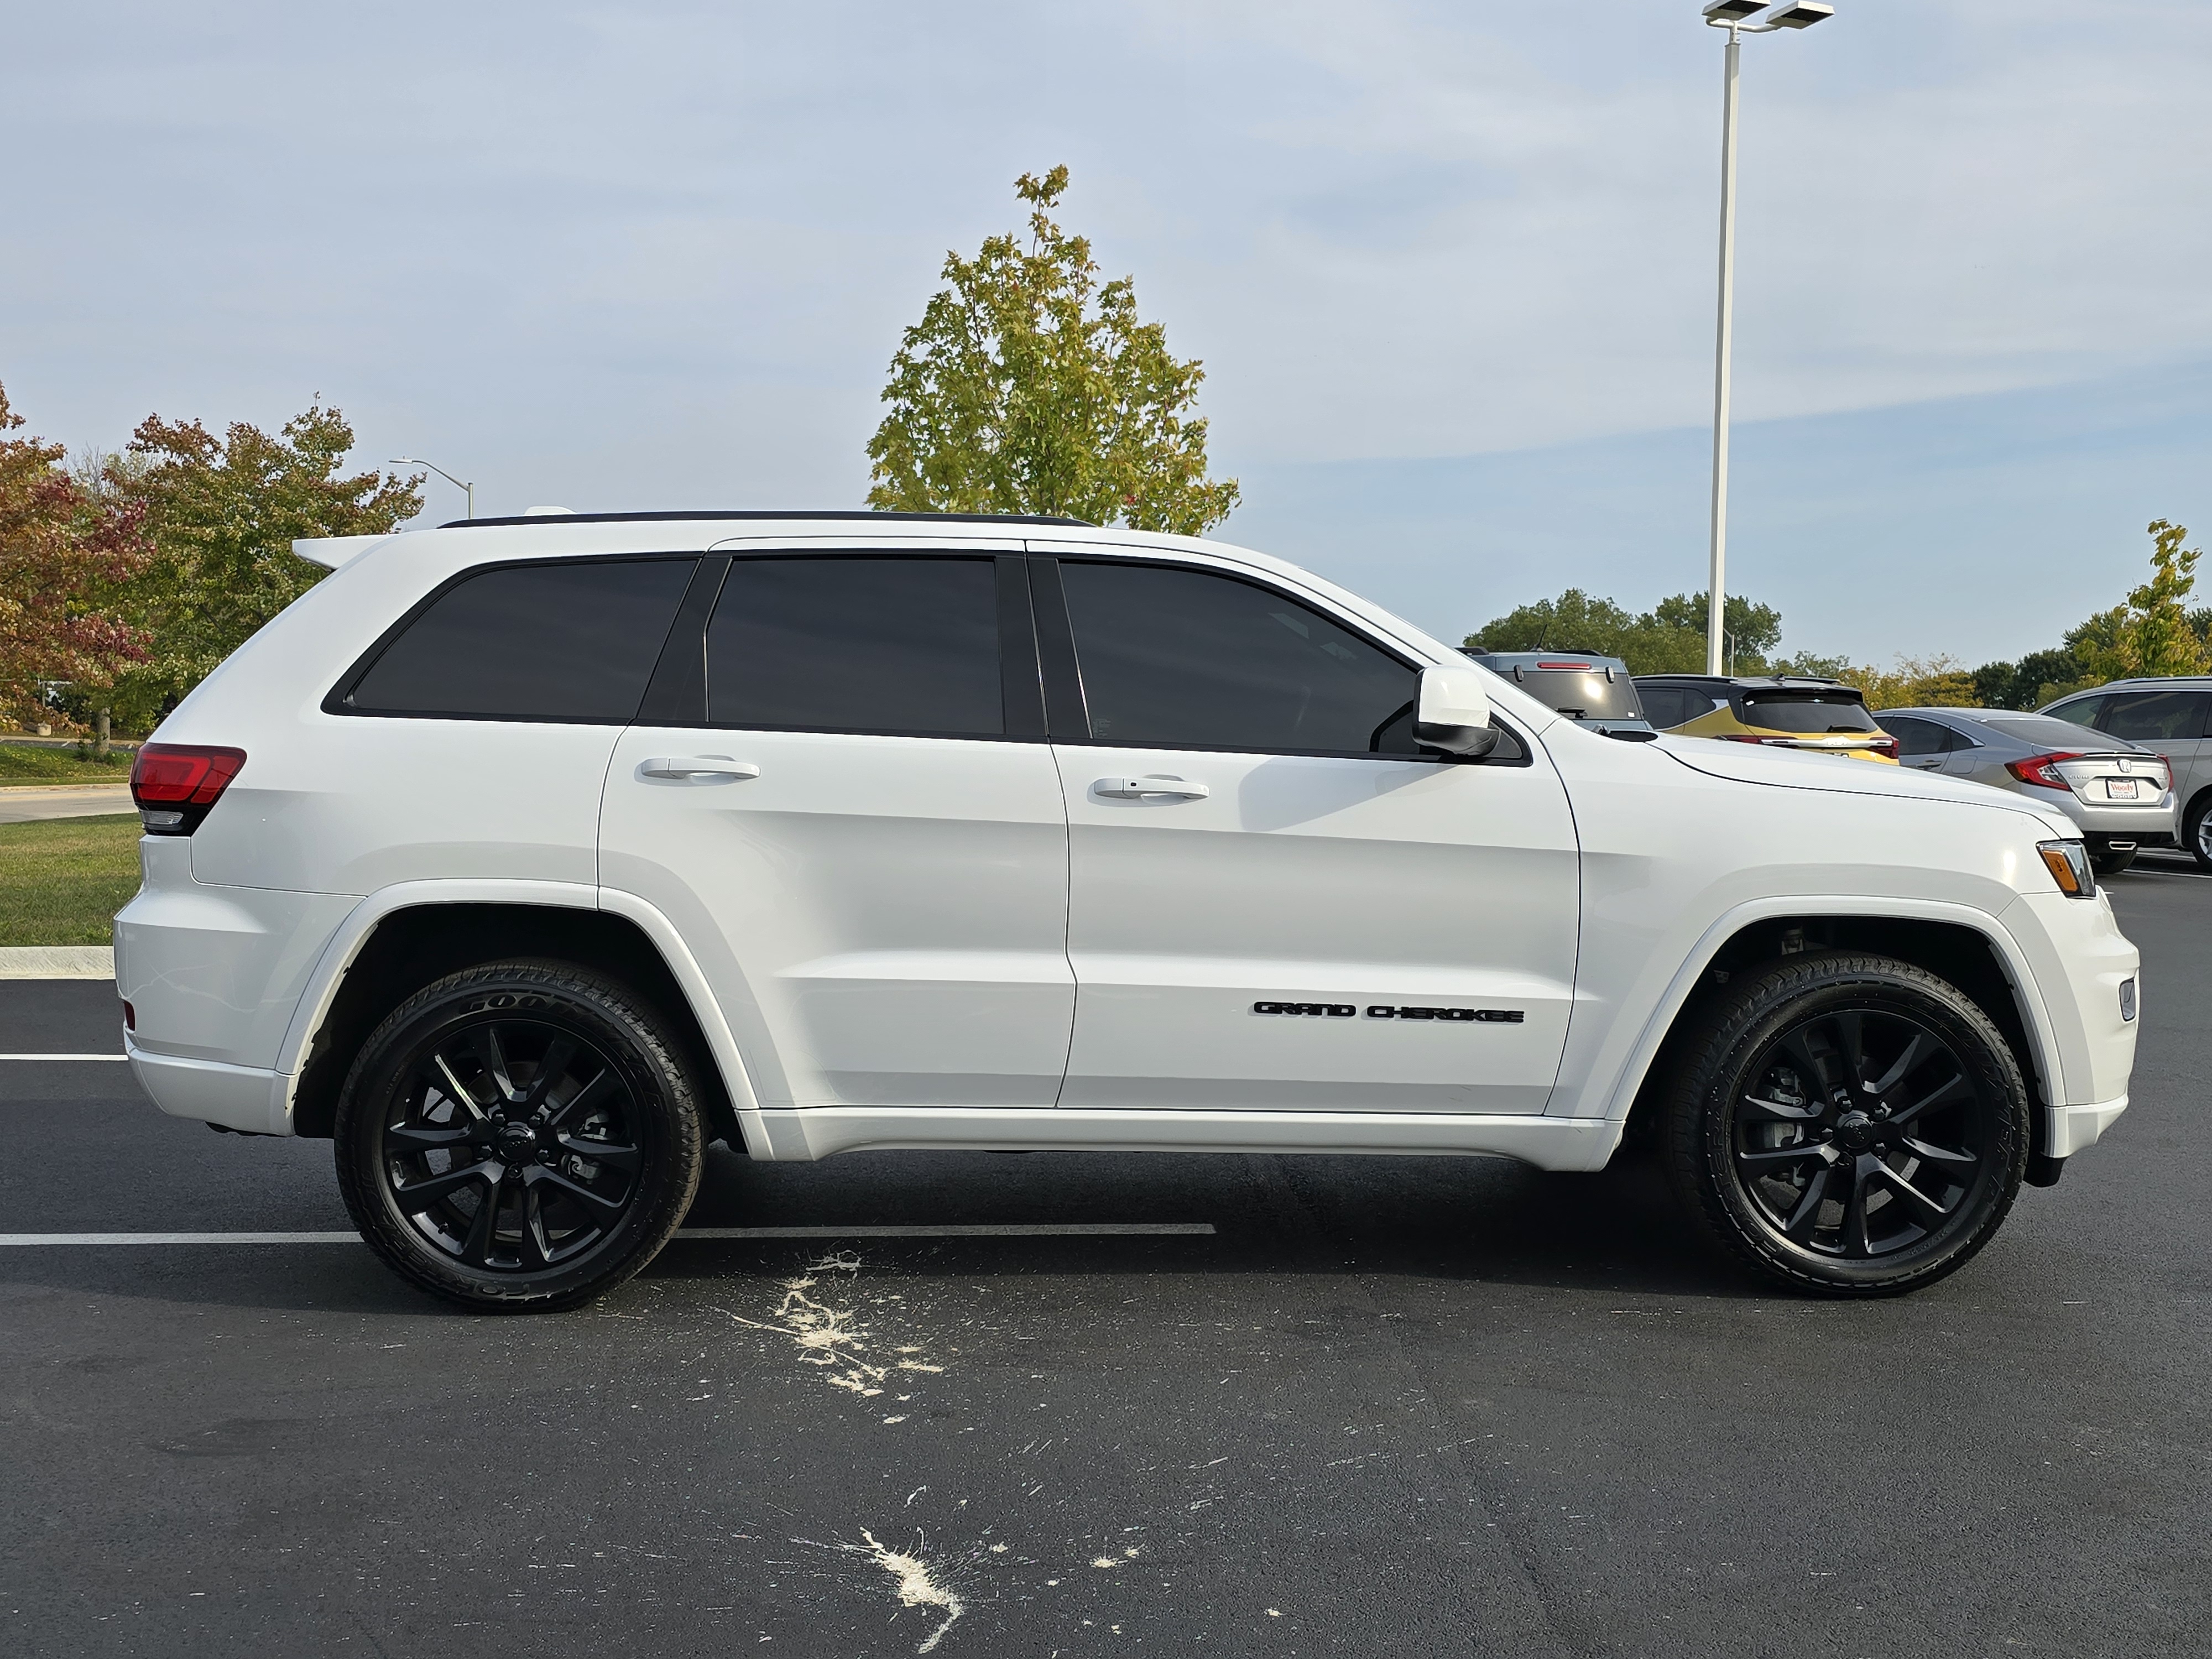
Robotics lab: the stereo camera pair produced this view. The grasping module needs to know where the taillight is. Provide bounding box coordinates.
[2006,752,2081,791]
[129,743,247,835]
[1863,735,1898,757]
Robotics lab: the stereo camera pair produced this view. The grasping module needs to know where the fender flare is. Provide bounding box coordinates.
[272,879,769,1150]
[1593,894,2064,1125]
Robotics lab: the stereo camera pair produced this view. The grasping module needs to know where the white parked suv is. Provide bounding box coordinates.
[118,512,2140,1308]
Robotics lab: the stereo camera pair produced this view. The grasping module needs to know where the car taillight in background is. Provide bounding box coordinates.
[129,743,247,835]
[2006,752,2083,791]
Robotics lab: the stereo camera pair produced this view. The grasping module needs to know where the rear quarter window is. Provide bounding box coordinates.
[337,556,698,722]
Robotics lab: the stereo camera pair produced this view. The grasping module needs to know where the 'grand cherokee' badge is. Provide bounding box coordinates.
[1252,1001,1524,1024]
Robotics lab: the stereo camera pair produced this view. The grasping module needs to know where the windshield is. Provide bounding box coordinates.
[1737,693,1878,734]
[1983,714,2122,750]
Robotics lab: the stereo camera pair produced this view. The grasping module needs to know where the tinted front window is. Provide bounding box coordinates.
[707,556,1002,736]
[345,557,696,721]
[1059,561,1418,754]
[1738,693,1879,733]
[2096,690,2210,742]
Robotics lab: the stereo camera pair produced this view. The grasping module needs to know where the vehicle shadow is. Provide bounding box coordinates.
[0,1146,1766,1316]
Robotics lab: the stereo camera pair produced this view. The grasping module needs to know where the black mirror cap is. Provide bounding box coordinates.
[1415,719,1501,758]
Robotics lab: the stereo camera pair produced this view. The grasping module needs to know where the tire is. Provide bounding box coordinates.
[1662,953,2028,1296]
[2187,795,2212,872]
[2090,846,2137,877]
[335,960,705,1311]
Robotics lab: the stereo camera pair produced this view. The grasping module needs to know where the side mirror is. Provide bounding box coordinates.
[1415,664,1500,757]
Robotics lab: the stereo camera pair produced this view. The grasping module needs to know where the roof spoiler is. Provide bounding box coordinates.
[292,534,394,570]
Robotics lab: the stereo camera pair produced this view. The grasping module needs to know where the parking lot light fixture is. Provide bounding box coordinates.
[390,456,475,521]
[1698,0,1835,676]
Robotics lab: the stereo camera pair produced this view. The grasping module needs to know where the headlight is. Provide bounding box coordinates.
[2037,838,2096,899]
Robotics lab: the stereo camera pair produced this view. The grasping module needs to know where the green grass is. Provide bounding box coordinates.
[0,740,137,786]
[0,814,143,946]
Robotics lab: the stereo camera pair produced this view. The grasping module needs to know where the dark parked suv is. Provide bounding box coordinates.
[1463,650,1655,739]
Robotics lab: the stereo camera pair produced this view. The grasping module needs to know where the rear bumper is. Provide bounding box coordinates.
[2053,797,2177,836]
[2047,1095,2126,1159]
[126,1034,286,1135]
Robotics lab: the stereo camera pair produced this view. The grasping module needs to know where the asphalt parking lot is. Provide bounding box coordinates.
[3,864,2207,1658]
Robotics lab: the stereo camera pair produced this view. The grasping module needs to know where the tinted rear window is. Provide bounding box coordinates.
[1984,714,2122,749]
[344,557,696,721]
[2097,689,2211,742]
[707,556,1003,736]
[1738,693,1877,733]
[2041,696,2103,728]
[1501,667,1645,722]
[1882,715,1957,757]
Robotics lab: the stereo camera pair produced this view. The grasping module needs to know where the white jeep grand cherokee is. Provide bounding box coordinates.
[117,512,2139,1307]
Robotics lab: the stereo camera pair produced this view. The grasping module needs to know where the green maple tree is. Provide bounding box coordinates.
[867,166,1238,535]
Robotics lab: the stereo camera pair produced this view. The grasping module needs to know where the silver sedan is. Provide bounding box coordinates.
[1877,707,2176,875]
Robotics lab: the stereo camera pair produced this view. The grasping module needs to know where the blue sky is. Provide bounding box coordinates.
[4,1,2206,666]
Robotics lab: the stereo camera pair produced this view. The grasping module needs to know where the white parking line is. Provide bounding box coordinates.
[0,1053,128,1061]
[0,1222,1217,1247]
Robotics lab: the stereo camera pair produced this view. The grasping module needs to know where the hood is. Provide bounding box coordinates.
[1655,736,2075,836]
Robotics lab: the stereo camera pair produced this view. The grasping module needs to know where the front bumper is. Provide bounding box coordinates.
[2047,1095,2127,1159]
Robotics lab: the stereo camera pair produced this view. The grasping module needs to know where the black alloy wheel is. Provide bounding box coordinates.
[336,961,703,1311]
[1665,953,2028,1295]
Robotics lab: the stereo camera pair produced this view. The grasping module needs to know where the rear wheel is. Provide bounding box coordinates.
[1663,953,2027,1296]
[2090,844,2137,877]
[2187,795,2212,871]
[335,960,704,1311]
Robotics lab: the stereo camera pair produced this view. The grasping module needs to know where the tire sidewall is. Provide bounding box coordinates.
[1676,958,2028,1295]
[335,967,701,1310]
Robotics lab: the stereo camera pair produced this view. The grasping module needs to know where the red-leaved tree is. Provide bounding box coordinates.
[0,383,150,726]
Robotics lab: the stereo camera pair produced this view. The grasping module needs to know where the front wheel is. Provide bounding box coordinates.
[1663,953,2028,1296]
[335,960,705,1311]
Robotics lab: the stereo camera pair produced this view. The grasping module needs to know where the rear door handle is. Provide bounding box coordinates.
[1094,775,1210,800]
[640,758,760,781]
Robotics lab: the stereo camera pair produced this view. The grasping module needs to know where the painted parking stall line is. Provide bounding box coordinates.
[0,1053,127,1061]
[0,1222,1218,1248]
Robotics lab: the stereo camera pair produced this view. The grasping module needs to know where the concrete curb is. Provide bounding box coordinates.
[0,946,115,979]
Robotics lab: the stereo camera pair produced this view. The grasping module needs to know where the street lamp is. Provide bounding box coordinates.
[390,456,476,521]
[1699,0,1833,675]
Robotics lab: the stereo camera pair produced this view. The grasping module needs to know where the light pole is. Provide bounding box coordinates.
[1699,0,1832,676]
[390,456,476,521]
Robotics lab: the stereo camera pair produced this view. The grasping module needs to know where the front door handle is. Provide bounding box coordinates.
[1094,775,1209,800]
[640,757,761,781]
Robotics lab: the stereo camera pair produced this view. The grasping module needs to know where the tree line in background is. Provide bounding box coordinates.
[0,382,420,736]
[3,156,2197,737]
[1468,518,2205,712]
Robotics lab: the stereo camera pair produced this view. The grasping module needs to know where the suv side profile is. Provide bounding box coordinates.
[119,512,2138,1309]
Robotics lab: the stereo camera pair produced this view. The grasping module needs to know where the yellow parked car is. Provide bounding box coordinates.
[1632,674,1900,763]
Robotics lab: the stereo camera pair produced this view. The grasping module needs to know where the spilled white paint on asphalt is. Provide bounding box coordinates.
[798,1528,964,1653]
[714,1251,945,1399]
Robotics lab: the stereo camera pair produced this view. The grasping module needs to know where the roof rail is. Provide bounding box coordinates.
[439,509,1096,530]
